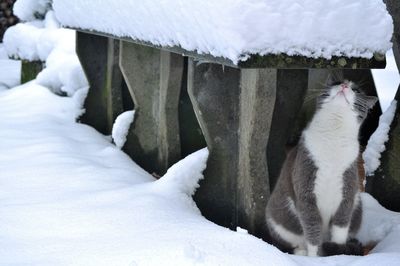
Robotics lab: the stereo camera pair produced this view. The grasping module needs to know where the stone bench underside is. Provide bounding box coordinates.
[75,28,388,237]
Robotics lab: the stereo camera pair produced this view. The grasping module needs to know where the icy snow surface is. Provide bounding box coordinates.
[52,0,393,64]
[112,110,135,149]
[363,100,398,176]
[1,80,400,266]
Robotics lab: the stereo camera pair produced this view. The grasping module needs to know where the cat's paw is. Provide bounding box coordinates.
[322,238,363,256]
[322,242,346,256]
[345,238,363,256]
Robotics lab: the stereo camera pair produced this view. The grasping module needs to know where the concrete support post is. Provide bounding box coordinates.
[367,88,400,211]
[76,32,124,135]
[237,69,277,235]
[266,70,308,189]
[188,59,278,234]
[367,0,400,211]
[119,42,183,175]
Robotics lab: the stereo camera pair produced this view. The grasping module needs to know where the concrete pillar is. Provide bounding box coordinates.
[76,32,124,135]
[367,88,400,211]
[188,59,277,234]
[119,42,184,175]
[367,0,400,210]
[266,70,308,189]
[237,69,277,236]
[188,61,240,229]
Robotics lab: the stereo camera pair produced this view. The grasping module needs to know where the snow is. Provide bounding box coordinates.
[112,110,135,149]
[3,5,87,96]
[52,0,393,64]
[1,1,400,265]
[1,79,400,265]
[363,100,398,176]
[372,49,400,111]
[13,0,52,21]
[0,45,21,91]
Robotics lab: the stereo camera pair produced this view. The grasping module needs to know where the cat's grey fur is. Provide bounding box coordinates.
[265,79,377,256]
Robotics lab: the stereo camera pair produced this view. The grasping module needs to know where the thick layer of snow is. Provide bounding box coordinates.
[1,81,400,265]
[112,110,135,149]
[3,9,88,96]
[372,49,400,111]
[14,0,52,21]
[52,0,393,63]
[363,100,398,176]
[3,16,73,61]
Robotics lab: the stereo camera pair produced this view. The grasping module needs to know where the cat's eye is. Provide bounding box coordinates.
[352,88,360,93]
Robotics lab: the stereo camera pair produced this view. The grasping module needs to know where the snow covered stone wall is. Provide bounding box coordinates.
[52,0,393,63]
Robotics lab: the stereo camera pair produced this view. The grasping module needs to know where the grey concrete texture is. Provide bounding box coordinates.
[120,42,183,175]
[188,60,280,235]
[237,69,277,236]
[367,0,400,211]
[76,32,123,135]
[367,87,400,211]
[266,70,308,189]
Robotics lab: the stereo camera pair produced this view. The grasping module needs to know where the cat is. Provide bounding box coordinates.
[265,79,377,256]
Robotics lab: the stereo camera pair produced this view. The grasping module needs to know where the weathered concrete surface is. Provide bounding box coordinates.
[188,61,240,230]
[21,60,43,84]
[76,32,124,135]
[386,0,400,70]
[367,1,400,211]
[188,60,277,234]
[266,70,308,189]
[237,69,276,236]
[367,88,400,211]
[120,42,183,175]
[178,58,207,158]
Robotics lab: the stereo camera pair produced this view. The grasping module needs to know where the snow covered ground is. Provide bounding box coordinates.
[1,0,400,265]
[1,73,400,266]
[52,0,393,63]
[0,44,20,91]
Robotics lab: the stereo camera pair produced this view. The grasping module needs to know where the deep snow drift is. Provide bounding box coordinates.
[52,0,393,63]
[0,77,399,266]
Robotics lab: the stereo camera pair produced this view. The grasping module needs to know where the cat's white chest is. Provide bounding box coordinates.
[304,108,359,231]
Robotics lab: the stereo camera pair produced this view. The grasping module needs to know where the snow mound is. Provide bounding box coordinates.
[156,148,209,196]
[53,0,393,63]
[363,100,397,176]
[14,0,52,21]
[112,110,135,149]
[1,66,400,266]
[3,6,88,96]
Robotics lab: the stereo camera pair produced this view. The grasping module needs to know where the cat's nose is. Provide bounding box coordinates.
[340,83,349,91]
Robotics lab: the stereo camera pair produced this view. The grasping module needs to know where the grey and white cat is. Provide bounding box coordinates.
[265,80,377,256]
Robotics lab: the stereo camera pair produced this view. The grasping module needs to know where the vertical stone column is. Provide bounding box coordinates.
[367,88,400,211]
[76,32,123,135]
[119,42,183,175]
[385,0,400,70]
[188,61,240,229]
[266,70,308,189]
[188,59,278,234]
[367,0,400,210]
[237,69,277,236]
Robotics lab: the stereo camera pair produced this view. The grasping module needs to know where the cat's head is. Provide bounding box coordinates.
[317,79,378,122]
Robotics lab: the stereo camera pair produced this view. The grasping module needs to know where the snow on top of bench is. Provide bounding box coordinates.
[52,0,393,64]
